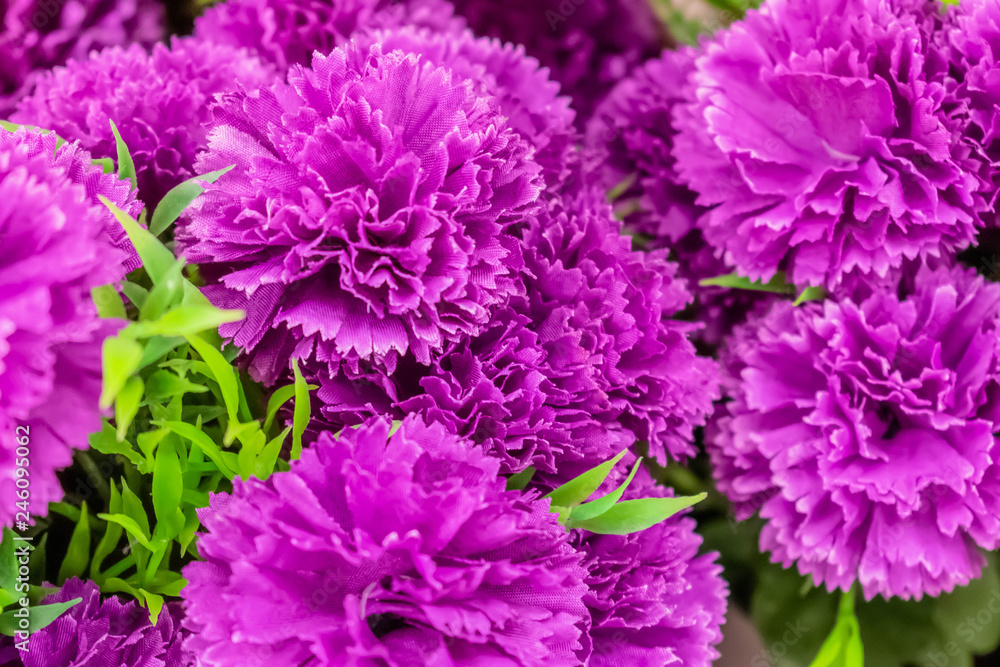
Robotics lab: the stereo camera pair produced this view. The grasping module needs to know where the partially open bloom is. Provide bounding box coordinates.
[0,129,127,527]
[674,0,985,288]
[0,0,163,116]
[182,416,590,666]
[578,470,728,667]
[14,36,275,209]
[17,578,191,667]
[183,43,542,384]
[709,264,1000,599]
[194,0,460,72]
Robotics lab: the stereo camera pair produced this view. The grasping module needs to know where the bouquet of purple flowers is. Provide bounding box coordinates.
[1,0,999,665]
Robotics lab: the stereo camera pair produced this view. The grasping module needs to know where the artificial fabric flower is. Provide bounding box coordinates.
[0,0,162,116]
[182,416,590,666]
[674,0,985,289]
[709,263,1000,599]
[0,128,128,527]
[578,470,728,667]
[183,42,542,384]
[449,0,667,125]
[13,36,275,210]
[194,0,460,72]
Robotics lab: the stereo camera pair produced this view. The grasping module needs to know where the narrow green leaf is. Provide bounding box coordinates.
[149,165,235,236]
[0,598,81,635]
[98,196,173,284]
[544,450,628,508]
[100,336,144,409]
[152,439,184,539]
[795,285,827,306]
[141,590,165,625]
[291,360,311,460]
[155,420,235,479]
[810,590,864,667]
[506,467,535,492]
[569,457,644,522]
[567,493,707,535]
[91,285,127,319]
[91,484,124,580]
[236,424,265,481]
[120,480,151,539]
[131,305,245,339]
[699,271,796,295]
[97,514,152,550]
[109,119,136,191]
[121,282,149,310]
[263,385,297,434]
[57,503,90,583]
[92,157,115,174]
[115,376,144,441]
[255,426,290,480]
[145,370,207,402]
[185,335,240,430]
[140,258,185,322]
[137,336,185,371]
[0,528,17,592]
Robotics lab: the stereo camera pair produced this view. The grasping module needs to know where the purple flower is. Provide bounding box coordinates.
[577,470,728,667]
[0,0,163,116]
[708,264,1000,599]
[586,47,703,245]
[182,416,590,667]
[13,36,276,210]
[317,169,718,482]
[0,129,129,527]
[449,0,667,125]
[674,0,985,289]
[182,42,542,384]
[18,578,191,667]
[949,0,1000,224]
[194,0,460,72]
[358,25,576,184]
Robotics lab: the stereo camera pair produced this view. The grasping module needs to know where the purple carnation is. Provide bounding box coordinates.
[317,170,718,482]
[578,469,728,667]
[182,42,542,384]
[194,0,460,72]
[586,47,702,244]
[13,36,276,210]
[0,129,129,527]
[449,0,667,125]
[16,578,191,667]
[0,0,162,116]
[708,264,1000,599]
[674,0,985,289]
[358,25,576,184]
[182,416,590,666]
[949,0,1000,222]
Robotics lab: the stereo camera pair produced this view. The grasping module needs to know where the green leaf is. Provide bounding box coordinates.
[505,467,535,492]
[255,426,290,480]
[810,590,864,667]
[263,385,297,434]
[566,493,707,534]
[795,285,827,306]
[92,157,115,174]
[155,420,235,479]
[121,281,149,310]
[151,438,185,539]
[142,590,165,625]
[99,196,174,284]
[130,305,245,339]
[89,424,146,468]
[569,457,643,522]
[120,480,151,539]
[149,165,235,236]
[57,503,90,583]
[139,258,185,322]
[145,370,208,402]
[137,336,185,371]
[115,375,144,441]
[0,528,17,592]
[92,484,125,580]
[291,360,311,460]
[91,285,127,319]
[109,119,136,191]
[0,598,81,635]
[100,336,144,409]
[699,271,796,294]
[544,450,628,508]
[185,335,240,436]
[97,514,152,551]
[236,424,265,481]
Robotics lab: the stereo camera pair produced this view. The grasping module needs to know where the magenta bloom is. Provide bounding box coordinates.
[317,170,718,482]
[0,129,127,527]
[449,0,666,125]
[0,0,162,116]
[194,0,460,72]
[182,416,590,666]
[674,0,985,289]
[360,25,576,184]
[183,43,542,384]
[586,47,703,244]
[17,578,191,667]
[709,264,1000,599]
[578,470,728,667]
[13,36,275,210]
